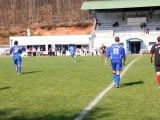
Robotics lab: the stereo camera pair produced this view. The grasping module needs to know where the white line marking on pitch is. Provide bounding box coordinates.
[74,56,142,120]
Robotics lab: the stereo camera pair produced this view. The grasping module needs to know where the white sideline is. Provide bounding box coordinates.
[74,56,142,120]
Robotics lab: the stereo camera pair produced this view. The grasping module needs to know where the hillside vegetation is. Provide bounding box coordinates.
[0,0,93,45]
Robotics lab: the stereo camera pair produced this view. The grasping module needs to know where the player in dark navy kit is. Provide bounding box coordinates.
[105,37,126,88]
[150,36,160,88]
[10,40,22,75]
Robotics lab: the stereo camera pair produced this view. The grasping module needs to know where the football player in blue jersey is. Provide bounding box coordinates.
[10,40,22,75]
[105,37,126,88]
[69,44,76,62]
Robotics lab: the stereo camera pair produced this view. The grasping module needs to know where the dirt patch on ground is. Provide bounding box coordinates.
[0,24,94,45]
[33,25,93,36]
[0,38,9,45]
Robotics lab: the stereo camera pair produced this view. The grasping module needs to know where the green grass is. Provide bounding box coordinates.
[0,55,159,120]
[84,55,160,120]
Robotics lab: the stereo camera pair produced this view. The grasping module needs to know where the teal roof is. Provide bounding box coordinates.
[81,0,160,10]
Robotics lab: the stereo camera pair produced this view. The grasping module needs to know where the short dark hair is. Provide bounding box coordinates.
[157,36,160,42]
[14,40,18,45]
[115,36,120,42]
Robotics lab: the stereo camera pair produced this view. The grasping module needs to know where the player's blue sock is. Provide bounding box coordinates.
[73,57,76,61]
[116,75,120,86]
[113,73,116,84]
[18,65,21,74]
[72,56,75,62]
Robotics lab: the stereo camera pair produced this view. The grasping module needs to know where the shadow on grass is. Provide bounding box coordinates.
[22,71,42,75]
[0,87,11,91]
[0,107,110,120]
[5,115,74,120]
[82,107,113,120]
[121,81,144,87]
[0,109,75,120]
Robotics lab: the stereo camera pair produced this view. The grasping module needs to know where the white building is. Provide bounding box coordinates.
[81,0,160,54]
[9,35,91,55]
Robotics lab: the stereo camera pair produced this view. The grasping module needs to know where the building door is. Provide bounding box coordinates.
[130,41,141,54]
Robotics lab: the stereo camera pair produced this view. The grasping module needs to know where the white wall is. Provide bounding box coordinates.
[93,35,158,53]
[10,35,90,46]
[9,35,91,55]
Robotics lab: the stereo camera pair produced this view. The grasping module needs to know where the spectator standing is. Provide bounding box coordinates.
[52,46,55,56]
[49,48,52,56]
[28,47,32,56]
[77,48,80,56]
[37,47,40,56]
[95,48,98,55]
[101,43,107,59]
[32,47,37,57]
[59,46,61,56]
[55,46,58,56]
[87,47,90,56]
[62,47,66,56]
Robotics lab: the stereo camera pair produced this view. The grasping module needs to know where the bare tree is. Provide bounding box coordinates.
[0,0,92,30]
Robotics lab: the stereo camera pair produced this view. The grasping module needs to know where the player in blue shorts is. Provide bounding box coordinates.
[105,37,126,88]
[10,40,22,75]
[69,44,76,62]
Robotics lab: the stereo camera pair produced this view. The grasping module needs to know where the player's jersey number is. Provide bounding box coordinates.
[113,48,119,55]
[14,48,19,53]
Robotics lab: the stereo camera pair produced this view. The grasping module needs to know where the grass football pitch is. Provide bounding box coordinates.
[0,55,160,120]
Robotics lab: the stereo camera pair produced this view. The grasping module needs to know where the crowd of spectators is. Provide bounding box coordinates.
[23,45,110,57]
[140,22,146,28]
[113,21,119,27]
